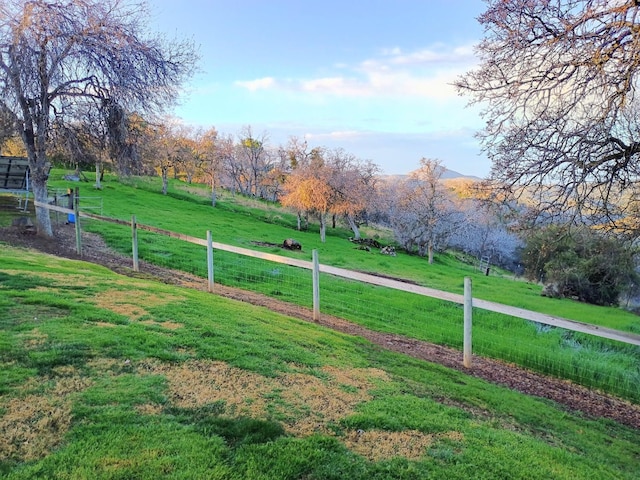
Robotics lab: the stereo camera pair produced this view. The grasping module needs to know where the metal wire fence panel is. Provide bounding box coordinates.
[213,249,313,303]
[138,230,207,276]
[471,310,640,402]
[31,203,640,403]
[317,274,464,348]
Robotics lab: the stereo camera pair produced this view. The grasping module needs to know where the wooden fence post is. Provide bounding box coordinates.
[312,249,320,321]
[207,230,214,292]
[74,187,82,256]
[463,276,473,368]
[131,215,139,272]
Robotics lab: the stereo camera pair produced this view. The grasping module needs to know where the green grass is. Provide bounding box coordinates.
[46,171,640,330]
[41,171,640,402]
[1,246,639,479]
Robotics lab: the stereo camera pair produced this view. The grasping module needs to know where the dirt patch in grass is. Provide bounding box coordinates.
[1,224,639,430]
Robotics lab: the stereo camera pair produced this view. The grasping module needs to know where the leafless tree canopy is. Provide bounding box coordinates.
[456,0,640,232]
[0,0,198,236]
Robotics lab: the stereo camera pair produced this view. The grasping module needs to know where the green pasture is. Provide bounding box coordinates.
[46,172,640,329]
[1,246,639,479]
[42,171,640,402]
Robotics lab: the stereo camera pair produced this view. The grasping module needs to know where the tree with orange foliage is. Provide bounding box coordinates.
[281,152,333,242]
[281,146,379,242]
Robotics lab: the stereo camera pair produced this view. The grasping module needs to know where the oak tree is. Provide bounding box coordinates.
[387,159,461,263]
[456,1,640,231]
[0,0,197,236]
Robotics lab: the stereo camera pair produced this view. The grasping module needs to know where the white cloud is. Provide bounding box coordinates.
[305,130,368,141]
[235,77,276,91]
[381,44,476,66]
[235,43,478,100]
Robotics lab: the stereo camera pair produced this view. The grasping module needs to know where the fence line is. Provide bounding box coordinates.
[28,202,640,401]
[34,200,640,350]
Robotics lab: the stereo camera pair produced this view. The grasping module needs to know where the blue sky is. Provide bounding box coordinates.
[148,0,488,177]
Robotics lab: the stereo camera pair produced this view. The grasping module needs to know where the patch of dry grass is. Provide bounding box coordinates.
[141,360,388,431]
[92,288,182,321]
[135,359,450,460]
[344,429,464,462]
[0,367,93,462]
[19,328,48,349]
[140,320,183,330]
[0,354,462,464]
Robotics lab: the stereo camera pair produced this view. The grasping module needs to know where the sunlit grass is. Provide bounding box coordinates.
[1,246,639,479]
[42,170,640,402]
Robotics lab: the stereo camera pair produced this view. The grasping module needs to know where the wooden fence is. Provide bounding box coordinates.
[33,199,640,361]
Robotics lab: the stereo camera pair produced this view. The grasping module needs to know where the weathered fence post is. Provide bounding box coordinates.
[74,187,82,256]
[463,276,473,368]
[207,230,214,292]
[312,249,320,321]
[131,215,139,272]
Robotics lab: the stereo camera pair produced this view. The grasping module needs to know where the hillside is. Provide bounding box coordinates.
[1,244,639,479]
[1,222,639,430]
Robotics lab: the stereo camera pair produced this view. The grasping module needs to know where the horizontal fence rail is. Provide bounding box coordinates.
[34,199,640,348]
[30,200,640,402]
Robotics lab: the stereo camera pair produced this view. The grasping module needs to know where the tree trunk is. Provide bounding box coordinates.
[346,215,360,240]
[32,174,53,237]
[211,180,217,207]
[428,239,434,264]
[95,162,102,189]
[319,213,327,243]
[297,212,302,231]
[161,166,169,195]
[25,126,53,237]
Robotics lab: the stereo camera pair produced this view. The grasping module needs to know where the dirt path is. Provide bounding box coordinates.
[2,223,639,430]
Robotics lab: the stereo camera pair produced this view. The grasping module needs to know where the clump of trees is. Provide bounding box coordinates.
[520,225,638,306]
[280,142,378,243]
[0,0,198,236]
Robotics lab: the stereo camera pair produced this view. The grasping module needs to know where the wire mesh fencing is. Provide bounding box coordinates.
[35,204,640,404]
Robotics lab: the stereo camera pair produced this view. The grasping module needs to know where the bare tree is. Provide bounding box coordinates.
[449,199,522,270]
[49,104,112,188]
[218,134,243,195]
[324,148,379,240]
[236,126,272,198]
[388,159,461,263]
[0,0,197,236]
[456,1,640,231]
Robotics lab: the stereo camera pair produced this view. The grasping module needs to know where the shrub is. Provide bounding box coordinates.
[521,225,638,306]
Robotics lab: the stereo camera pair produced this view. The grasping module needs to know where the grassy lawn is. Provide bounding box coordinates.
[1,246,639,479]
[47,172,640,331]
[41,171,640,403]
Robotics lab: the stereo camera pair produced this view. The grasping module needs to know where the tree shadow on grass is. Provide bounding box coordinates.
[167,404,286,448]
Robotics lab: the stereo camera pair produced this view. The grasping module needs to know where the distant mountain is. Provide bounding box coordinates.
[440,169,482,181]
[380,169,482,182]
